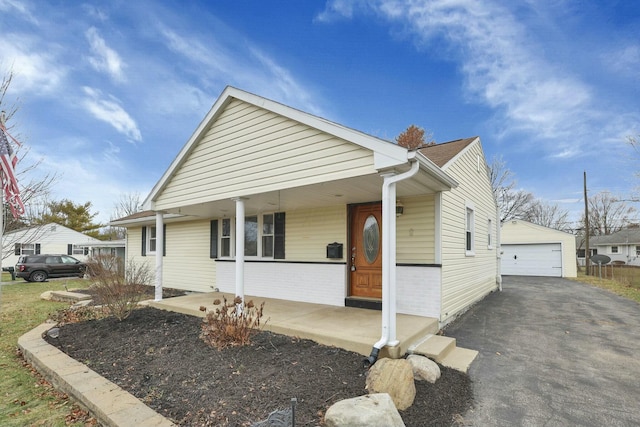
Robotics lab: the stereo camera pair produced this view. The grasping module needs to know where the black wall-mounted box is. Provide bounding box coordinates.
[326,242,343,259]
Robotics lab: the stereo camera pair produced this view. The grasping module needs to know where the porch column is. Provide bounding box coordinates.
[154,211,164,301]
[233,197,245,303]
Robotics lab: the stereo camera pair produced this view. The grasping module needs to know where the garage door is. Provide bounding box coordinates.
[501,243,562,277]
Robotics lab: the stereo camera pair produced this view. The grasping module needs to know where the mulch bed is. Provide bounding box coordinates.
[45,306,473,426]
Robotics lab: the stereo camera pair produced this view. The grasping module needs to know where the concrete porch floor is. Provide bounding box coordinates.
[148,292,440,359]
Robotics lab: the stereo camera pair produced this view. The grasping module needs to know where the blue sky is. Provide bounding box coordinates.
[1,0,638,227]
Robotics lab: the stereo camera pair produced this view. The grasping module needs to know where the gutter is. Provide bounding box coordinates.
[364,159,420,368]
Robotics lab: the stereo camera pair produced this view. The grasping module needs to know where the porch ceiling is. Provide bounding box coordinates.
[160,169,448,218]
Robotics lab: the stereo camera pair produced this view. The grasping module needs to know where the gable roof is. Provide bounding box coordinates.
[418,137,478,168]
[586,228,640,246]
[144,86,419,210]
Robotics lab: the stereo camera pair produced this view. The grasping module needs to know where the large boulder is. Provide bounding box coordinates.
[365,358,416,410]
[324,393,405,427]
[407,354,441,383]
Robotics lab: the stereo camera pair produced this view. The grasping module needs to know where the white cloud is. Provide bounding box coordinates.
[82,87,142,142]
[156,24,327,118]
[605,44,640,79]
[86,27,125,82]
[0,0,38,24]
[0,33,66,94]
[318,0,622,157]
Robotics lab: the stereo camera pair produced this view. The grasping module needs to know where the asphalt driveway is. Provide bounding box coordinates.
[445,276,640,426]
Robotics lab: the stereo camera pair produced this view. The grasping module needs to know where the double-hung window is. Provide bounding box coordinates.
[611,246,619,254]
[636,246,640,256]
[141,225,165,256]
[465,203,475,255]
[212,213,284,259]
[15,243,40,256]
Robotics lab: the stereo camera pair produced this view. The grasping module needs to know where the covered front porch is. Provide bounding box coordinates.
[147,291,477,372]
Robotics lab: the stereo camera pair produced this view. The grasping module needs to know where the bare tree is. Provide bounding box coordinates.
[522,199,570,231]
[1,69,59,260]
[489,155,535,222]
[583,191,636,235]
[396,124,435,150]
[113,191,143,219]
[102,191,143,240]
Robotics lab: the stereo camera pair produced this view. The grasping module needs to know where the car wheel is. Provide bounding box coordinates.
[30,271,48,282]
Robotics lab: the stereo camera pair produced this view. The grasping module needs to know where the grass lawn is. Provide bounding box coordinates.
[572,266,640,304]
[0,275,94,426]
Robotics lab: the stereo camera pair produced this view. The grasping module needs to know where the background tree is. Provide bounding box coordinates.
[522,199,570,231]
[489,155,535,222]
[582,191,635,235]
[489,155,570,230]
[31,199,103,238]
[1,69,59,260]
[396,124,434,150]
[102,191,143,240]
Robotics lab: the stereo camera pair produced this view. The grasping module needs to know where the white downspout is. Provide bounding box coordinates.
[154,212,164,301]
[234,198,245,304]
[365,159,420,367]
[496,206,502,292]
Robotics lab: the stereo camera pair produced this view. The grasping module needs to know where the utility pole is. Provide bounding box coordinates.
[584,171,590,275]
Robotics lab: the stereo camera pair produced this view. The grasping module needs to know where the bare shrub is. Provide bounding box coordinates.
[200,296,265,350]
[87,255,153,321]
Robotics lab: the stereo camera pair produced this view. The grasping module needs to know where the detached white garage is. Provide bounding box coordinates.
[501,220,577,278]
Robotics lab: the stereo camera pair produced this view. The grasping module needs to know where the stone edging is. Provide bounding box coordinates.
[17,322,175,427]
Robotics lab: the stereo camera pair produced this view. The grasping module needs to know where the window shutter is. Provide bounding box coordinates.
[35,244,41,254]
[274,212,285,259]
[210,220,218,258]
[14,243,20,256]
[67,244,73,255]
[163,224,167,256]
[141,227,147,256]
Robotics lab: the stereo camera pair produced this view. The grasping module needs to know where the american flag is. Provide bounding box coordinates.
[0,118,25,218]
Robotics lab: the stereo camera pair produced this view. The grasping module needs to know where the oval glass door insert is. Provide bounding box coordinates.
[363,214,380,263]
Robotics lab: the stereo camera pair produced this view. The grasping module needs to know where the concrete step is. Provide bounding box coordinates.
[408,334,478,373]
[47,290,92,303]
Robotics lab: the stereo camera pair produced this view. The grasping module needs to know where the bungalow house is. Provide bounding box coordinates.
[577,228,640,266]
[2,223,101,268]
[112,87,500,355]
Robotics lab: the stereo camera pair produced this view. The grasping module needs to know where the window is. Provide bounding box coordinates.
[70,244,86,255]
[141,225,165,256]
[245,216,258,256]
[148,226,157,253]
[215,213,284,259]
[487,218,493,249]
[636,246,640,256]
[465,205,475,255]
[262,214,274,258]
[14,243,40,256]
[577,249,586,258]
[221,218,231,257]
[611,246,619,254]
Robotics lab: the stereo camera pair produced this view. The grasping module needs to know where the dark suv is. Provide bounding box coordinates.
[15,254,86,282]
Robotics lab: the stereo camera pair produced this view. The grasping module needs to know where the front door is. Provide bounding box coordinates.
[349,203,382,299]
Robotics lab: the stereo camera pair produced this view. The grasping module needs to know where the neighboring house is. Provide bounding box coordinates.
[577,228,640,266]
[81,239,127,260]
[112,86,499,329]
[2,223,102,268]
[501,219,577,278]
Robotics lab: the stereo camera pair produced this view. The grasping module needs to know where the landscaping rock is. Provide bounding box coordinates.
[407,354,441,383]
[324,393,405,427]
[365,358,416,410]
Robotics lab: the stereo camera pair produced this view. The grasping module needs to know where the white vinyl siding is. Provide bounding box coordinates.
[286,205,347,262]
[396,195,436,264]
[162,220,215,292]
[500,220,577,278]
[439,140,498,324]
[155,100,376,210]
